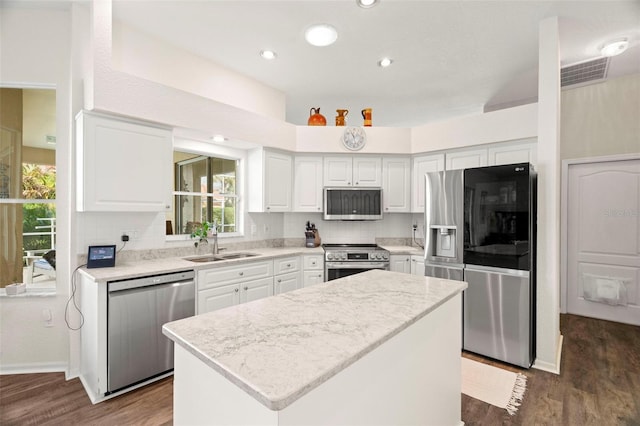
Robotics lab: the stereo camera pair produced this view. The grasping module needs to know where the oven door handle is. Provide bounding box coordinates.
[326,263,388,269]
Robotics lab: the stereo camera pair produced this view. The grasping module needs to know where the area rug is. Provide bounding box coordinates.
[461,357,528,415]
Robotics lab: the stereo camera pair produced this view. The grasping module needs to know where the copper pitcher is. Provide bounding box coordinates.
[335,109,349,126]
[308,107,327,126]
[361,108,372,127]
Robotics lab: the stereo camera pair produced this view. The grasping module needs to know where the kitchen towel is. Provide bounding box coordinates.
[461,357,527,415]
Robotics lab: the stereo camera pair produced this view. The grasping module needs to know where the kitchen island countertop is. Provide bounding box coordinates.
[162,269,467,411]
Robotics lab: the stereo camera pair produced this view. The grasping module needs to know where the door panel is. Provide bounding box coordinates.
[567,159,640,325]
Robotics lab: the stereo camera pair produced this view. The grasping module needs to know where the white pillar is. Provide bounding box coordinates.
[534,16,562,373]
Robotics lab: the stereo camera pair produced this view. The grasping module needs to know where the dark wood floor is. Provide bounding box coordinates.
[1,314,638,425]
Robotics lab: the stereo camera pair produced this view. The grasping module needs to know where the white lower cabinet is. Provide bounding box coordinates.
[197,260,274,314]
[274,271,302,294]
[274,256,302,295]
[303,270,324,287]
[390,255,411,273]
[302,254,324,287]
[198,283,241,313]
[410,255,425,276]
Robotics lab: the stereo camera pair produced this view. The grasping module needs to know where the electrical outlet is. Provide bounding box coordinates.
[412,223,418,231]
[42,309,53,327]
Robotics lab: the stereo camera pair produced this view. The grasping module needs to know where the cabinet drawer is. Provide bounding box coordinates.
[198,260,273,290]
[303,270,324,287]
[274,271,302,295]
[303,255,323,270]
[274,256,300,275]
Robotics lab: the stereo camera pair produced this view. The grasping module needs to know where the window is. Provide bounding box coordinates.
[0,88,56,290]
[171,152,238,236]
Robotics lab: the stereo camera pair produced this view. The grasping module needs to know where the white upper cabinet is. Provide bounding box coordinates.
[382,157,411,213]
[248,149,292,212]
[324,155,382,187]
[76,111,172,212]
[445,148,488,171]
[487,140,537,166]
[293,156,323,212]
[411,153,445,212]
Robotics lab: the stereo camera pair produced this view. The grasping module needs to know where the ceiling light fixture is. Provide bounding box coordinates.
[212,135,226,143]
[357,0,379,8]
[304,24,338,47]
[600,38,629,57]
[260,50,277,60]
[378,57,393,68]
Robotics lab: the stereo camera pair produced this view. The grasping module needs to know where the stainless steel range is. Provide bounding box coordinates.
[323,244,390,281]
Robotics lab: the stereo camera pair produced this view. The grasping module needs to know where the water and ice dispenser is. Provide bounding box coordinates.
[430,226,457,258]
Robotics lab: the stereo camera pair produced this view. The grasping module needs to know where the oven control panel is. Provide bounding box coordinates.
[325,250,389,262]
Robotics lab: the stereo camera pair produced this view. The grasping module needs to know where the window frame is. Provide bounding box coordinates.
[167,139,245,241]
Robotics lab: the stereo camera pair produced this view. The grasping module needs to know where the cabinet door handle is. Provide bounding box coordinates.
[317,207,320,211]
[239,272,244,276]
[355,181,359,185]
[244,286,248,291]
[277,279,281,283]
[235,288,239,293]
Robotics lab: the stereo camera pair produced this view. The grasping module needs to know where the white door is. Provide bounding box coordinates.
[293,156,323,212]
[353,157,382,187]
[198,284,240,314]
[382,157,411,212]
[241,277,274,303]
[566,158,640,325]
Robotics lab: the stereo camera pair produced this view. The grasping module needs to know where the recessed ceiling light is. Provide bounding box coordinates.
[378,57,393,68]
[357,0,379,8]
[304,24,338,47]
[600,38,629,57]
[212,135,226,143]
[260,50,277,60]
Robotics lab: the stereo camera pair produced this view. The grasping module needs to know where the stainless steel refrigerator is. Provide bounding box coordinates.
[423,170,464,281]
[463,163,537,368]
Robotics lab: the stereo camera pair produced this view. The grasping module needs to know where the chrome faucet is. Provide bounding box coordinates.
[211,220,224,255]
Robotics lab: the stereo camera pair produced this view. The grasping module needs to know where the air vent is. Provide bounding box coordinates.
[561,57,609,87]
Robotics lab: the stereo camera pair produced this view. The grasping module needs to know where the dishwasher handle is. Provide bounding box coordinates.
[108,270,195,292]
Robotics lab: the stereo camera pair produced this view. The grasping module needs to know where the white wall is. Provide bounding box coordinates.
[283,213,413,244]
[411,103,538,153]
[534,17,562,374]
[111,21,286,123]
[0,6,72,374]
[561,73,640,160]
[87,0,296,152]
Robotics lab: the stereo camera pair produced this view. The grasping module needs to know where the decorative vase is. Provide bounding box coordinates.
[308,107,327,126]
[361,108,372,126]
[335,109,348,126]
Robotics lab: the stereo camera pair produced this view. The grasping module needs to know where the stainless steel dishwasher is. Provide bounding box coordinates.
[107,270,195,394]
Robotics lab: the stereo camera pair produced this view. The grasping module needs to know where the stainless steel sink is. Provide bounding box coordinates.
[185,252,259,263]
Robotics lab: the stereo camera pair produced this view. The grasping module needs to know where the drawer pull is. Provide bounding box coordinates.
[235,288,239,293]
[239,272,244,276]
[286,263,291,267]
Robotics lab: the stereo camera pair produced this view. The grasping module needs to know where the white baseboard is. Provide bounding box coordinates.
[532,334,563,375]
[0,362,68,376]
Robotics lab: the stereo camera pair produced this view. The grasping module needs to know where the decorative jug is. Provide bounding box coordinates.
[308,107,327,126]
[361,108,372,127]
[335,109,349,126]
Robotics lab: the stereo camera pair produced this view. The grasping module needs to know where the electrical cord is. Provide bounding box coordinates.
[412,227,424,249]
[66,240,126,330]
[65,263,86,330]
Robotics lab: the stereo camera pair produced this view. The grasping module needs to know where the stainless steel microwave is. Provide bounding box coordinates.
[323,187,383,220]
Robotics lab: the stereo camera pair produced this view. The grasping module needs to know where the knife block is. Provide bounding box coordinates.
[305,230,321,248]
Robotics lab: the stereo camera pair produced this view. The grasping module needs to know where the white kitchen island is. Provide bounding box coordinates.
[163,269,467,426]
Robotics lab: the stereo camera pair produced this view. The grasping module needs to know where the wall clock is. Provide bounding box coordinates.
[341,126,367,151]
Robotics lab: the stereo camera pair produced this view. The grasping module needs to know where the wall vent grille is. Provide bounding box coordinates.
[561,57,609,87]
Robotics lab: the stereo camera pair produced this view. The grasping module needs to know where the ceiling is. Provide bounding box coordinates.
[111,0,640,128]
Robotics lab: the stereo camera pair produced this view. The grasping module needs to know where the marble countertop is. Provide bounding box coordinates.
[380,245,423,255]
[162,269,467,411]
[79,246,325,283]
